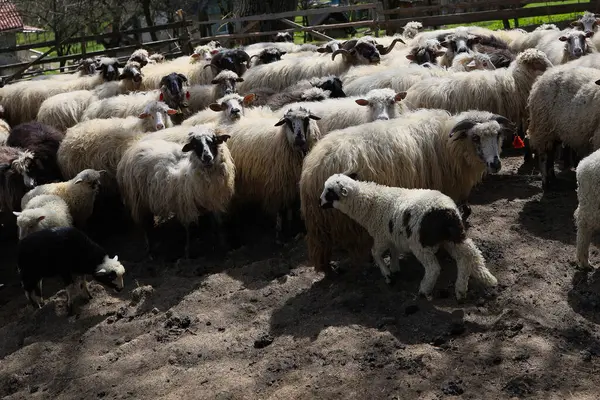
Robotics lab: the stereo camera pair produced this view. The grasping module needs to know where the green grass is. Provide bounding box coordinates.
[16,31,104,58]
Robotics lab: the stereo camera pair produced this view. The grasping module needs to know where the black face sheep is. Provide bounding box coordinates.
[13,194,72,239]
[6,122,64,184]
[0,146,36,214]
[116,127,235,260]
[274,32,293,43]
[17,226,125,315]
[320,173,498,300]
[249,47,286,67]
[300,109,510,273]
[21,169,103,229]
[406,39,446,66]
[572,11,600,35]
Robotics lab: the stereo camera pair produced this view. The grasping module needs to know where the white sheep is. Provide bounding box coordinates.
[116,127,235,259]
[283,88,407,134]
[403,49,553,136]
[237,38,401,93]
[21,169,103,228]
[300,109,510,273]
[526,65,600,189]
[450,51,496,72]
[535,29,595,65]
[13,194,73,239]
[36,61,144,132]
[401,21,423,40]
[186,70,245,115]
[221,106,322,241]
[319,173,497,300]
[0,57,120,126]
[57,103,176,188]
[574,148,600,270]
[182,93,259,127]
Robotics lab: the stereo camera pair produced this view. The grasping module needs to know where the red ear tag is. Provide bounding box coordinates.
[186,91,190,99]
[512,135,525,149]
[159,93,164,101]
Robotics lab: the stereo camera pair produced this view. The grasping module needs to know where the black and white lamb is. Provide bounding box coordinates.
[319,173,498,301]
[17,226,125,315]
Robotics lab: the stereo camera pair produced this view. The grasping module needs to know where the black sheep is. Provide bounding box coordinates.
[7,121,64,184]
[18,226,126,315]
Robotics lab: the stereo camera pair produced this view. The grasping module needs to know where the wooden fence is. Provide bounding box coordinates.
[0,0,597,83]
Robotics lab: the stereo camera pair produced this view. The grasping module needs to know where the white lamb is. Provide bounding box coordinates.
[319,173,497,300]
[13,194,73,239]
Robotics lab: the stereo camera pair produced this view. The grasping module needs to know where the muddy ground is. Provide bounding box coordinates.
[1,153,600,399]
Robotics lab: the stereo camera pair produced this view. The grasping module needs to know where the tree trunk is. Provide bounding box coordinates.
[142,0,158,41]
[233,0,297,44]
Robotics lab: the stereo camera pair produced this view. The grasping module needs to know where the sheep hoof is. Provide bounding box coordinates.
[577,260,593,271]
[384,275,395,286]
[455,293,467,304]
[418,290,433,301]
[326,261,344,275]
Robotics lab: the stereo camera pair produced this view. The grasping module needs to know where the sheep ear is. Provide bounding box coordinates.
[74,178,83,184]
[395,92,407,102]
[210,79,219,84]
[182,142,194,152]
[113,255,118,261]
[466,60,477,68]
[209,103,223,112]
[595,79,600,85]
[37,215,45,222]
[346,172,358,180]
[274,118,287,127]
[440,40,449,48]
[340,187,348,197]
[449,119,477,139]
[317,48,327,53]
[280,51,287,56]
[309,114,321,120]
[166,108,178,115]
[243,93,256,106]
[355,99,369,106]
[405,54,416,61]
[12,211,20,216]
[586,31,594,38]
[216,134,231,144]
[95,268,108,276]
[559,35,568,42]
[236,77,245,82]
[138,113,151,119]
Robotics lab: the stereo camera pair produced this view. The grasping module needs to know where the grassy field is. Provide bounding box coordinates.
[16,31,104,58]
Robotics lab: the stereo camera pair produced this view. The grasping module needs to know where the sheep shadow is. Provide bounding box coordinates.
[470,173,542,205]
[567,267,600,325]
[517,186,578,245]
[268,252,492,345]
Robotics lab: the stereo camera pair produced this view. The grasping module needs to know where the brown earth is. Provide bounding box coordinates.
[1,152,600,400]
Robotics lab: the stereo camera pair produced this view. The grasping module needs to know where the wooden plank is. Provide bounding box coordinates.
[278,18,334,41]
[381,0,588,16]
[0,38,179,72]
[197,3,377,26]
[384,2,591,28]
[0,21,193,54]
[195,20,375,42]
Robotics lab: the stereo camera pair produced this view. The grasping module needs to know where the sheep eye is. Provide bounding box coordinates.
[472,134,480,143]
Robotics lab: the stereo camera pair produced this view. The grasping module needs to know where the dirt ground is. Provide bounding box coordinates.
[2,152,600,400]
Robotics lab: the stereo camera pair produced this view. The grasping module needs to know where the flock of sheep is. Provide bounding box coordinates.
[1,12,600,314]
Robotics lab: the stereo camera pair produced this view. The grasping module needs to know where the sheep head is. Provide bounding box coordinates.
[406,39,446,65]
[119,61,144,85]
[274,106,321,155]
[571,11,600,35]
[97,57,121,82]
[449,112,514,174]
[210,70,244,98]
[159,73,189,110]
[310,76,346,98]
[274,32,293,42]
[440,28,480,56]
[76,58,97,75]
[559,30,594,59]
[250,47,286,66]
[138,100,178,131]
[128,49,150,67]
[73,169,104,194]
[210,49,250,77]
[182,128,231,168]
[208,93,255,122]
[332,39,382,65]
[317,40,342,54]
[0,147,36,194]
[355,88,406,121]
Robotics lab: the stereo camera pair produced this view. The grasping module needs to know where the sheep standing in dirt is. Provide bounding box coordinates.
[13,194,72,239]
[117,127,235,259]
[320,173,497,300]
[6,122,64,184]
[21,169,103,228]
[36,61,144,132]
[17,226,125,315]
[404,49,552,136]
[223,106,322,241]
[574,149,600,269]
[300,109,510,273]
[527,66,600,189]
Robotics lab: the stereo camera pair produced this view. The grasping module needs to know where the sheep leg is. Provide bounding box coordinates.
[372,241,393,284]
[412,248,441,298]
[65,283,76,316]
[442,241,472,302]
[275,210,285,245]
[141,213,155,261]
[576,220,593,270]
[82,278,93,300]
[210,212,228,251]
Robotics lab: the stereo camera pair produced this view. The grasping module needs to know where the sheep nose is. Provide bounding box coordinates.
[457,47,468,54]
[156,123,164,130]
[488,157,501,172]
[377,115,389,121]
[231,108,240,114]
[574,47,583,56]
